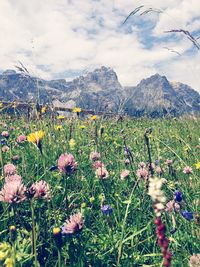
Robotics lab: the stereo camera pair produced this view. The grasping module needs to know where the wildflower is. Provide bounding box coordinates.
[41,106,47,114]
[101,205,113,215]
[138,162,146,168]
[165,201,174,213]
[189,254,200,267]
[53,227,61,236]
[57,115,65,120]
[154,217,172,267]
[4,164,17,176]
[72,107,81,114]
[148,162,155,171]
[148,177,166,217]
[27,130,44,146]
[12,155,20,162]
[183,166,193,174]
[2,146,9,152]
[69,139,76,150]
[155,166,163,175]
[29,180,51,200]
[5,174,22,183]
[89,196,95,203]
[136,168,148,179]
[98,193,105,203]
[79,125,86,129]
[53,227,62,248]
[174,190,182,202]
[90,151,101,161]
[1,139,6,146]
[0,102,3,108]
[9,225,16,232]
[165,159,173,166]
[166,201,180,213]
[90,115,97,121]
[1,131,9,138]
[62,212,84,234]
[55,125,62,131]
[120,170,130,180]
[167,181,175,190]
[155,159,159,166]
[194,161,200,170]
[27,130,44,153]
[0,181,26,203]
[92,161,104,170]
[95,167,109,179]
[81,202,87,208]
[57,153,77,174]
[9,225,17,242]
[181,211,193,221]
[17,134,26,143]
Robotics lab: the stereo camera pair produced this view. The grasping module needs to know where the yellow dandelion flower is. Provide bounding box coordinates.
[90,115,97,121]
[57,115,65,120]
[9,226,16,232]
[79,125,86,129]
[194,161,200,170]
[0,102,3,108]
[55,125,63,131]
[69,138,76,150]
[72,107,82,113]
[53,227,61,235]
[27,131,45,146]
[41,106,47,114]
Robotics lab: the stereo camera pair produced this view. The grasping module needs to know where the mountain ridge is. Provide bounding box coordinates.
[0,66,200,117]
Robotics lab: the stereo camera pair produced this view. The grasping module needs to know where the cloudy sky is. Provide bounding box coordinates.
[0,0,200,90]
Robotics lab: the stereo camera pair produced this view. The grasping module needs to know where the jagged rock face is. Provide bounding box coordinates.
[0,70,65,103]
[0,67,200,117]
[124,74,200,117]
[61,67,124,112]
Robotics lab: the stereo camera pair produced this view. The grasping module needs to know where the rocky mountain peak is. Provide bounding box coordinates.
[0,67,200,117]
[139,73,169,87]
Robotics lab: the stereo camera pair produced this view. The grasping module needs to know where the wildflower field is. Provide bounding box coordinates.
[0,114,199,267]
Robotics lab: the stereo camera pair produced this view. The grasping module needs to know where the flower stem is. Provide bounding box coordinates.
[117,177,140,266]
[30,201,38,267]
[12,241,16,267]
[57,249,61,267]
[0,141,4,176]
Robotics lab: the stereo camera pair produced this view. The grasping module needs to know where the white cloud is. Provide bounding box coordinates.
[0,0,200,91]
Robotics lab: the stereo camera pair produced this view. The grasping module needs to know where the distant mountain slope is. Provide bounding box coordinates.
[124,74,200,117]
[0,67,200,117]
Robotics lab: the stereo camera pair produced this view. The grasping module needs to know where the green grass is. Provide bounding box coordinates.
[0,114,199,267]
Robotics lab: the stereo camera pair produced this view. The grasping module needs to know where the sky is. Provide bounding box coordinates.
[0,0,200,91]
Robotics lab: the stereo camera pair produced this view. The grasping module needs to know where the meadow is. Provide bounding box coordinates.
[0,113,199,267]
